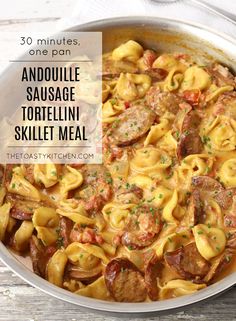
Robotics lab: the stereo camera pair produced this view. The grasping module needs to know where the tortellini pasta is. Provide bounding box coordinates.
[112,40,143,62]
[177,154,214,186]
[0,203,11,241]
[205,84,234,102]
[144,119,170,146]
[201,116,236,152]
[180,66,211,91]
[192,224,226,260]
[102,99,125,123]
[159,279,206,299]
[102,202,134,230]
[60,166,83,198]
[33,164,58,188]
[130,147,172,178]
[32,207,59,246]
[47,249,68,287]
[66,242,109,265]
[13,221,34,252]
[162,189,178,223]
[153,54,187,72]
[154,229,192,259]
[116,73,151,101]
[8,166,40,201]
[218,158,236,187]
[76,276,112,300]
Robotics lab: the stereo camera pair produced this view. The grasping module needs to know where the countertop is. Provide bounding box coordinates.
[0,1,236,320]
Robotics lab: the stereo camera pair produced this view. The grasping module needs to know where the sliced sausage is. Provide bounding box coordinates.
[146,88,182,116]
[107,105,156,147]
[213,92,236,119]
[144,252,163,301]
[58,217,73,248]
[67,264,102,284]
[165,242,210,281]
[177,132,202,160]
[192,176,224,192]
[104,257,147,302]
[192,176,236,210]
[204,250,234,283]
[6,195,41,220]
[206,63,236,88]
[177,110,203,160]
[185,190,204,227]
[214,188,236,210]
[30,235,57,277]
[121,204,162,249]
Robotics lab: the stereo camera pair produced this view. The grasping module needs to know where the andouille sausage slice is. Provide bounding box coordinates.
[177,110,203,160]
[108,105,156,146]
[214,188,236,210]
[165,242,210,281]
[67,264,102,284]
[204,249,234,283]
[185,189,204,227]
[144,252,163,301]
[7,196,41,220]
[30,235,57,277]
[58,216,73,248]
[104,258,147,302]
[146,89,182,116]
[191,176,224,192]
[191,176,236,209]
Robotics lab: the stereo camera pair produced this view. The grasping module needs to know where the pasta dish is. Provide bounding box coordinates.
[0,40,236,302]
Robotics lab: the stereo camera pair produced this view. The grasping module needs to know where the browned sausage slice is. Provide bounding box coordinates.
[58,217,73,248]
[177,110,203,160]
[165,242,210,281]
[192,176,236,210]
[177,132,202,160]
[108,105,156,146]
[213,92,236,119]
[104,257,147,302]
[214,188,236,210]
[146,89,182,116]
[185,189,204,227]
[191,176,223,192]
[206,63,236,88]
[144,252,163,301]
[30,235,57,277]
[204,250,234,283]
[67,264,102,284]
[6,196,41,220]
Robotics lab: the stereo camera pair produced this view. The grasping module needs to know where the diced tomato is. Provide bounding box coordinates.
[124,101,130,109]
[182,90,201,105]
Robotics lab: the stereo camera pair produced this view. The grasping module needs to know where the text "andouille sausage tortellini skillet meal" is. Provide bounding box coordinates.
[0,40,236,303]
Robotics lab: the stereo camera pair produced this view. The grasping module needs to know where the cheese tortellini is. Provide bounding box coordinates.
[192,224,226,260]
[201,116,236,152]
[218,158,236,187]
[130,147,172,178]
[112,40,143,62]
[116,73,151,101]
